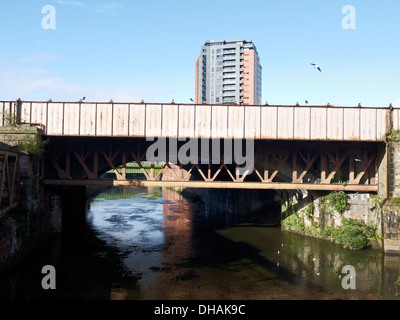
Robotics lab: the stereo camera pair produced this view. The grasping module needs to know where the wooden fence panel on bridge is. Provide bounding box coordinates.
[1,101,392,142]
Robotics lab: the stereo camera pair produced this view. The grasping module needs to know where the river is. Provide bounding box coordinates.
[0,186,399,300]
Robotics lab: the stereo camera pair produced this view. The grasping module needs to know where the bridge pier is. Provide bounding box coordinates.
[380,136,400,253]
[60,186,87,241]
[279,136,400,253]
[281,190,384,249]
[200,188,282,226]
[0,153,64,271]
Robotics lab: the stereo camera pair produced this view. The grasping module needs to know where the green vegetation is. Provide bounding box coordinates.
[326,191,349,215]
[1,111,18,127]
[325,218,380,250]
[18,133,49,196]
[282,213,306,233]
[282,191,380,251]
[386,129,400,142]
[395,276,400,287]
[305,201,314,220]
[18,133,49,158]
[281,200,298,220]
[371,195,387,208]
[283,215,380,250]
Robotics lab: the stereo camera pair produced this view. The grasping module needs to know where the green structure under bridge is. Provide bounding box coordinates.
[103,162,164,180]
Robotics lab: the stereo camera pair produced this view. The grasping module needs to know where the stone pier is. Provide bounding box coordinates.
[0,125,64,271]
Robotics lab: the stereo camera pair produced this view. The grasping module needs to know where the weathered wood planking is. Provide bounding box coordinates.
[392,109,400,133]
[327,108,344,140]
[129,104,145,136]
[113,104,129,136]
[360,108,377,141]
[310,108,327,140]
[146,104,162,137]
[12,102,391,141]
[344,108,360,140]
[212,105,228,139]
[261,106,278,139]
[277,106,294,139]
[294,107,311,140]
[195,105,211,137]
[0,102,6,126]
[162,104,178,137]
[179,104,195,138]
[96,104,113,136]
[245,106,261,139]
[228,106,244,139]
[47,103,63,135]
[64,103,80,135]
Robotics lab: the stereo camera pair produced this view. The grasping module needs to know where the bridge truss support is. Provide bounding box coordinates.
[42,138,380,192]
[0,150,20,217]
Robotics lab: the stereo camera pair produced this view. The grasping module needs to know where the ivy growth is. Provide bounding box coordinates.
[305,201,314,220]
[1,111,19,127]
[18,133,49,196]
[386,129,400,142]
[371,195,387,208]
[327,191,349,215]
[18,133,49,158]
[395,276,400,287]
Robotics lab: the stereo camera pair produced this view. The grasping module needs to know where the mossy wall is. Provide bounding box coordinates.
[0,153,63,272]
[282,191,383,251]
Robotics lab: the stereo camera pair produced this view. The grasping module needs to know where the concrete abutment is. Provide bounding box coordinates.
[0,127,89,271]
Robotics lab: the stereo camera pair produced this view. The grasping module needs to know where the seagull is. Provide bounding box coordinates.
[311,63,322,72]
[305,100,309,104]
[190,98,194,103]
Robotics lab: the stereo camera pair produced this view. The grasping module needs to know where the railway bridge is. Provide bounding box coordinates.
[1,100,400,253]
[0,100,395,194]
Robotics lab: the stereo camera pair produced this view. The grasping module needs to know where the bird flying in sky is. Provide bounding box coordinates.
[311,63,322,72]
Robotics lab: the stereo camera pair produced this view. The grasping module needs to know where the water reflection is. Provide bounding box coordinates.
[1,186,400,300]
[87,187,400,300]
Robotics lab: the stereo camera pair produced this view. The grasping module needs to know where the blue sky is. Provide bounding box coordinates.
[0,0,399,107]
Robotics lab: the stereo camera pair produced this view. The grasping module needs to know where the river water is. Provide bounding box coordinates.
[0,186,400,300]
